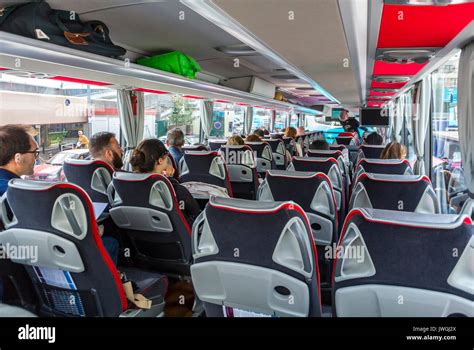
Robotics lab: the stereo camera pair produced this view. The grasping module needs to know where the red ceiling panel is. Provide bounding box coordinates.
[368,101,384,107]
[373,61,426,75]
[371,81,407,89]
[378,3,474,48]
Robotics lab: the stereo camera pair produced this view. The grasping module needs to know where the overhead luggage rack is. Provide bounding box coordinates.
[0,31,321,115]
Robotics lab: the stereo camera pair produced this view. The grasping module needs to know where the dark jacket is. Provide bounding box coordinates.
[168,177,201,226]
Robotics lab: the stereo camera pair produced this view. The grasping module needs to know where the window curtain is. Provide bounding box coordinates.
[411,76,431,175]
[393,96,404,142]
[244,106,254,135]
[117,89,145,171]
[200,100,214,142]
[458,41,474,198]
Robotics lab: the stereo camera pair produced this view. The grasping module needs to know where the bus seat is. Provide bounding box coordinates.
[354,158,413,180]
[288,157,345,227]
[333,208,473,317]
[356,145,385,163]
[63,159,113,205]
[0,179,167,317]
[257,170,337,289]
[265,138,288,170]
[208,139,227,151]
[191,196,322,317]
[179,151,233,196]
[245,141,275,178]
[219,145,259,200]
[109,172,192,276]
[349,173,440,214]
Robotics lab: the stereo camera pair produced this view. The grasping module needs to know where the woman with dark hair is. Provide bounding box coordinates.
[130,139,201,225]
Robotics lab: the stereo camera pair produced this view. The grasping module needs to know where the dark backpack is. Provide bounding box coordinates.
[0,1,126,58]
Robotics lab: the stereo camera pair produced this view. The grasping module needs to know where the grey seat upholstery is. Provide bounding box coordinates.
[333,208,473,317]
[191,197,322,317]
[349,173,440,214]
[0,179,167,317]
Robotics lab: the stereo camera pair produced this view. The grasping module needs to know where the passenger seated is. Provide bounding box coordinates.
[245,134,262,142]
[284,126,297,140]
[226,135,245,146]
[262,128,270,136]
[309,139,330,150]
[89,131,124,170]
[364,132,384,146]
[166,128,185,166]
[0,125,38,197]
[297,126,305,136]
[253,129,265,138]
[380,141,407,160]
[130,139,201,225]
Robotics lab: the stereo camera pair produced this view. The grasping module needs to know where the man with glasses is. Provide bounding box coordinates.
[0,125,39,196]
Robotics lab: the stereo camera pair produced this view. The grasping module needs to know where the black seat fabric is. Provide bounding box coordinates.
[354,158,413,179]
[109,172,193,276]
[333,208,473,317]
[191,197,322,317]
[357,145,385,160]
[63,159,114,204]
[219,145,259,200]
[0,179,167,317]
[179,151,233,196]
[349,173,440,214]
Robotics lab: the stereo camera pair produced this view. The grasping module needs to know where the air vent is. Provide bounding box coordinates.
[368,96,391,100]
[376,48,437,64]
[271,74,299,80]
[215,44,257,56]
[373,76,411,84]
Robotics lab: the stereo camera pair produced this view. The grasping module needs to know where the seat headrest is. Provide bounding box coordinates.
[209,196,300,213]
[358,173,430,184]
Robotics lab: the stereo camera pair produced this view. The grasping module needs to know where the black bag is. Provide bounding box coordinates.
[0,1,126,58]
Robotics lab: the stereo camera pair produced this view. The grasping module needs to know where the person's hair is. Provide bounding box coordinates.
[0,125,32,166]
[380,142,407,160]
[130,139,168,173]
[365,132,383,146]
[227,135,245,146]
[167,128,185,147]
[245,134,261,142]
[262,129,270,136]
[309,139,329,150]
[89,132,116,158]
[253,129,265,138]
[284,127,297,139]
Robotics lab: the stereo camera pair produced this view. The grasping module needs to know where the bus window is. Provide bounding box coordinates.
[274,111,288,132]
[290,114,298,127]
[144,94,200,145]
[251,107,271,131]
[431,53,464,212]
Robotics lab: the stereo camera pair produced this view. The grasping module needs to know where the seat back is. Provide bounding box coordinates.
[288,157,345,216]
[333,208,473,316]
[335,136,355,146]
[191,196,322,317]
[349,173,440,213]
[354,158,414,180]
[179,151,233,196]
[109,172,192,275]
[245,141,275,176]
[208,139,227,151]
[357,145,385,162]
[63,159,114,204]
[258,170,337,247]
[182,144,209,152]
[265,139,287,170]
[307,150,347,177]
[0,179,127,317]
[219,145,259,199]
